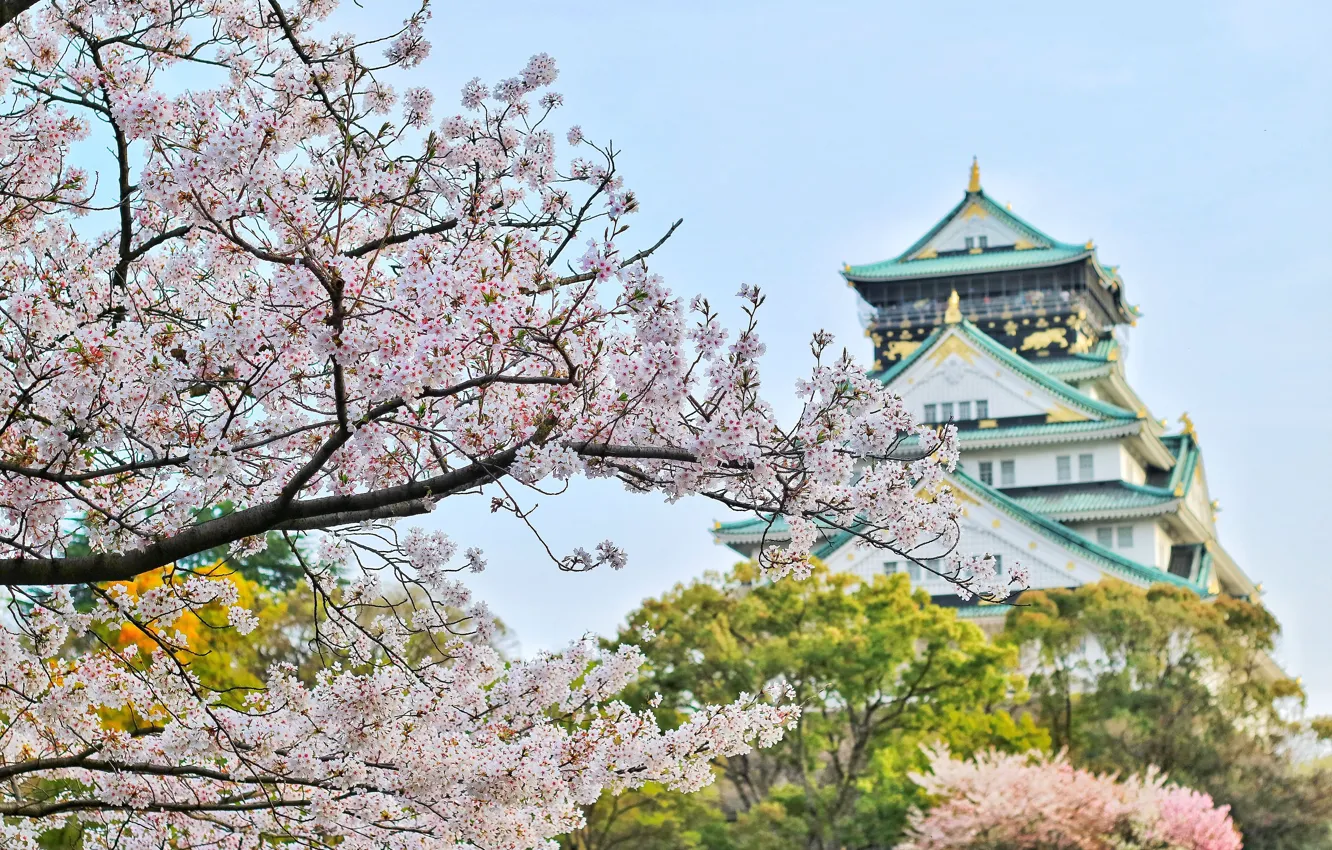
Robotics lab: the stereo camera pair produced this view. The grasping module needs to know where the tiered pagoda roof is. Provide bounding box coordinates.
[710,163,1258,621]
[844,159,1141,368]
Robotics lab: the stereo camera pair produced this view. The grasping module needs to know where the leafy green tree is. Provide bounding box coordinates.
[571,562,1046,850]
[1002,580,1332,850]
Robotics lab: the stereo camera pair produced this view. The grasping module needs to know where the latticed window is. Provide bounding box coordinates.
[979,461,993,485]
[976,399,989,418]
[1079,453,1094,481]
[1056,455,1072,482]
[1000,460,1016,487]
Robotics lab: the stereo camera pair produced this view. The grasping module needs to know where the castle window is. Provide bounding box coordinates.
[924,404,937,423]
[979,461,993,485]
[1117,526,1134,548]
[1056,455,1072,482]
[941,402,954,421]
[1097,527,1114,548]
[965,236,975,249]
[958,401,971,420]
[1000,460,1016,487]
[976,399,989,418]
[978,235,988,249]
[1079,453,1095,481]
[906,562,922,582]
[883,561,898,575]
[993,554,1003,576]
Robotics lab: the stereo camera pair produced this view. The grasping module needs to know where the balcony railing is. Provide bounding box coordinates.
[861,288,1081,329]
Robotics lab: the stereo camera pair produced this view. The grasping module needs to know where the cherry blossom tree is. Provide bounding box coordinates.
[0,1,1016,847]
[903,748,1243,850]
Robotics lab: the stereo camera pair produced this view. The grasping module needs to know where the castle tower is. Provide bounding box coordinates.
[712,161,1257,633]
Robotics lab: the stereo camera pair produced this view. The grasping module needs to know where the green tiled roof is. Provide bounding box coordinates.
[878,320,1138,421]
[1159,433,1202,497]
[885,419,1140,452]
[1036,359,1113,379]
[959,420,1136,443]
[845,245,1090,282]
[1007,483,1177,519]
[713,514,851,561]
[1035,337,1121,379]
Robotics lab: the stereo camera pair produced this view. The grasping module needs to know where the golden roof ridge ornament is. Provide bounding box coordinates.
[1180,412,1196,438]
[944,290,962,324]
[967,157,981,193]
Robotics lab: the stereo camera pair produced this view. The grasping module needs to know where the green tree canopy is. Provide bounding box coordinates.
[1001,580,1332,850]
[570,562,1045,850]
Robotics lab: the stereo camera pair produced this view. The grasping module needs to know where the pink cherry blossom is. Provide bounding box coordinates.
[0,1,1012,846]
[904,747,1243,850]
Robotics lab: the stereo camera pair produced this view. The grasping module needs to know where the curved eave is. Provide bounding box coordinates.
[1041,364,1114,383]
[842,248,1092,284]
[1038,500,1181,523]
[960,420,1140,450]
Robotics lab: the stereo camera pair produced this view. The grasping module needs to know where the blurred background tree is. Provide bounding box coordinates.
[1002,581,1332,850]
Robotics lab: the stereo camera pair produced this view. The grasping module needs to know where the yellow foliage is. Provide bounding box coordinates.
[106,561,258,661]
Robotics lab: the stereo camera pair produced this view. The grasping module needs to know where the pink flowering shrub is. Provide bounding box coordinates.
[903,748,1242,850]
[0,1,1024,847]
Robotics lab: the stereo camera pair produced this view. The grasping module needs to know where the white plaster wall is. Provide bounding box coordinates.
[1184,460,1215,533]
[960,440,1122,488]
[925,208,1027,253]
[900,362,1051,421]
[894,335,1078,421]
[1066,519,1171,570]
[1118,445,1148,485]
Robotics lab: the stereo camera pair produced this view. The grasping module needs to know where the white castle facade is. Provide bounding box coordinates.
[713,161,1258,634]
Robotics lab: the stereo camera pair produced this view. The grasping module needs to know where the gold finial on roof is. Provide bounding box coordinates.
[1179,412,1196,437]
[1085,239,1095,250]
[944,290,962,324]
[967,157,981,193]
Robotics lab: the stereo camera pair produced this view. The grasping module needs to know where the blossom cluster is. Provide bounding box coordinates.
[0,0,1011,845]
[904,747,1243,850]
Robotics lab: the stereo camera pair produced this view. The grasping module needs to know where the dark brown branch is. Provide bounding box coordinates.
[341,218,459,259]
[0,442,529,586]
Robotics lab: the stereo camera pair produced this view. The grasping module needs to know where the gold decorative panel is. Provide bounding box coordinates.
[926,335,979,366]
[1045,404,1089,423]
[1020,328,1069,351]
[885,340,922,361]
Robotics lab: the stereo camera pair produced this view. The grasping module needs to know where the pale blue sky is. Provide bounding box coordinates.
[347,0,1332,710]
[139,0,1322,709]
